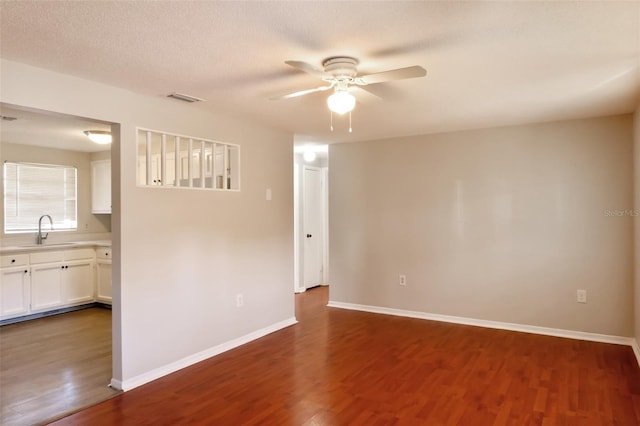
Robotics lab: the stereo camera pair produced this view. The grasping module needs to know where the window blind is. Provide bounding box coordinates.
[3,162,77,233]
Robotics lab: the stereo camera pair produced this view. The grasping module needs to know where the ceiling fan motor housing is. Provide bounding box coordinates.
[322,57,359,81]
[272,56,425,101]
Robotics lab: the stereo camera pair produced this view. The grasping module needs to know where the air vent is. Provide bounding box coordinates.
[167,93,205,103]
[1,115,18,121]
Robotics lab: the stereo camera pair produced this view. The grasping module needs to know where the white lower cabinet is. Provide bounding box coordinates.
[96,247,112,303]
[0,246,109,321]
[30,250,95,311]
[64,261,94,305]
[30,262,64,312]
[96,262,112,303]
[0,266,30,319]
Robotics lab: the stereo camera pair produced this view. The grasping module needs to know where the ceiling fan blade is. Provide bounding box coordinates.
[285,60,332,80]
[350,86,382,104]
[269,85,333,100]
[355,66,427,85]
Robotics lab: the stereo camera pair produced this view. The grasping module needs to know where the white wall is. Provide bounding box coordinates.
[0,142,111,243]
[0,59,295,388]
[90,150,111,162]
[330,115,634,337]
[634,107,640,344]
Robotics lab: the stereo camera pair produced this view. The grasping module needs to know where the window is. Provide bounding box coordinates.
[3,162,77,233]
[137,128,240,191]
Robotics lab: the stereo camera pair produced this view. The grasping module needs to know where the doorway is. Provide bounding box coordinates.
[293,146,329,293]
[304,166,323,288]
[0,104,118,424]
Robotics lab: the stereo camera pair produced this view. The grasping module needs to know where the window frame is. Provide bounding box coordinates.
[3,161,78,234]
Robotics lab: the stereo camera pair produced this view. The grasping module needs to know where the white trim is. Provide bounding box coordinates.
[109,378,123,391]
[118,317,297,391]
[327,301,634,346]
[322,167,329,286]
[293,163,302,293]
[632,339,640,368]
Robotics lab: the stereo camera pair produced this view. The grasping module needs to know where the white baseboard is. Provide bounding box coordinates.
[632,339,640,368]
[117,317,298,391]
[109,378,123,391]
[327,301,635,347]
[295,284,329,294]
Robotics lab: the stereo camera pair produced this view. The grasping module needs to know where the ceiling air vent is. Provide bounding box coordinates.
[167,92,205,103]
[1,115,18,121]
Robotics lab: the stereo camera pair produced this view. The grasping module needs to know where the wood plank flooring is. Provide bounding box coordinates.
[54,287,640,425]
[0,307,119,425]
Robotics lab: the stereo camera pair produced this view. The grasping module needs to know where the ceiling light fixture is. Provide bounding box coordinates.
[84,130,112,145]
[303,151,317,162]
[327,85,355,133]
[327,89,355,115]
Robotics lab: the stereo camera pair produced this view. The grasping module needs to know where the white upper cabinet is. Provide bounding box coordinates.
[91,160,111,214]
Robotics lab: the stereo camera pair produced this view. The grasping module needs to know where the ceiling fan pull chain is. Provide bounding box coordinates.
[349,111,352,133]
[330,111,334,131]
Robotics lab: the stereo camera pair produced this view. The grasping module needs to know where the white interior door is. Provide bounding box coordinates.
[303,167,323,288]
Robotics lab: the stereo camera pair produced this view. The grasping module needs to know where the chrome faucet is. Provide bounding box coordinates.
[37,214,53,245]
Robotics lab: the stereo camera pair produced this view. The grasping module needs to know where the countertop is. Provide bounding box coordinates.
[0,240,111,255]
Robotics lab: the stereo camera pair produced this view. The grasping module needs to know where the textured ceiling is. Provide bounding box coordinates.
[1,1,639,145]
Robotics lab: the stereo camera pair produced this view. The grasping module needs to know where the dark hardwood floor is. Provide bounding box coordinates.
[0,307,119,425]
[52,287,639,425]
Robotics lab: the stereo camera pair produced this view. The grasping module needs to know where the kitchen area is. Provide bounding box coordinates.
[0,105,117,425]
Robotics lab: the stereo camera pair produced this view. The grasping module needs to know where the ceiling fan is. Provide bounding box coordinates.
[270,57,427,117]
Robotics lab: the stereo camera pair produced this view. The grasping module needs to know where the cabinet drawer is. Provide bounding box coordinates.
[96,247,112,260]
[0,254,29,268]
[30,250,64,265]
[64,248,95,261]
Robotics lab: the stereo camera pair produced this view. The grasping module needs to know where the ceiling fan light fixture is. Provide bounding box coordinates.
[327,90,355,115]
[84,130,112,145]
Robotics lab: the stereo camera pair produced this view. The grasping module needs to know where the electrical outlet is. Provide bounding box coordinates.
[577,289,587,304]
[236,293,244,307]
[399,275,406,286]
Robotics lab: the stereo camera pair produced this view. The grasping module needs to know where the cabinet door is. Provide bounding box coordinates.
[96,261,112,303]
[0,267,30,319]
[31,263,64,312]
[91,160,111,213]
[64,261,94,305]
